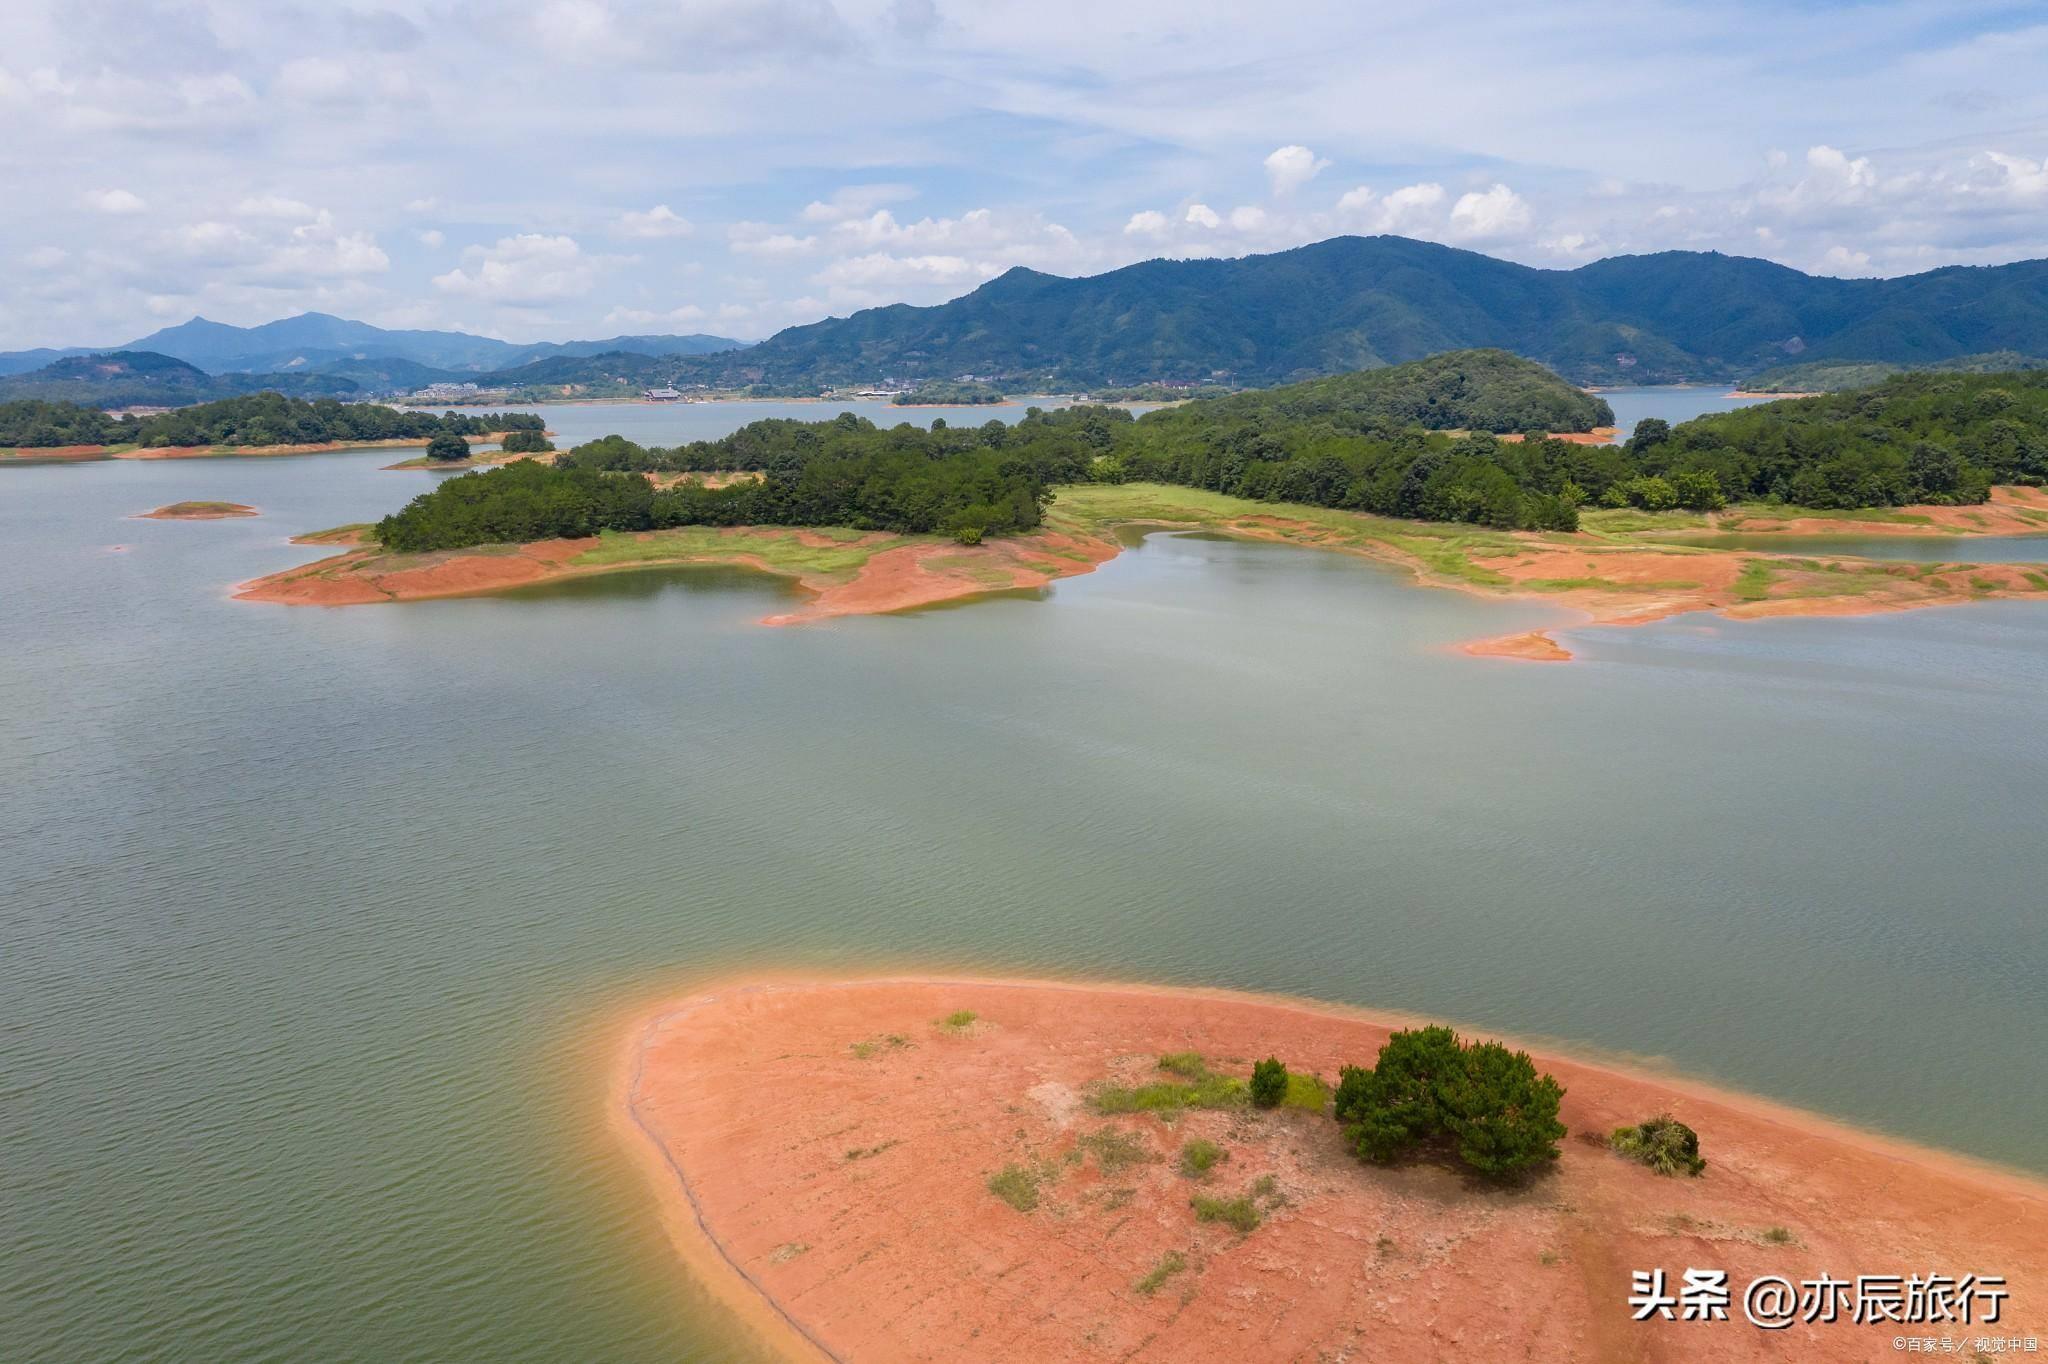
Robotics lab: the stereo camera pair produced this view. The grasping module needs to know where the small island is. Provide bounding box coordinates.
[622,977,2048,1364]
[233,357,2048,656]
[139,501,259,520]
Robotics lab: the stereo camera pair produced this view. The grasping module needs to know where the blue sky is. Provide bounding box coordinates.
[3,0,2047,348]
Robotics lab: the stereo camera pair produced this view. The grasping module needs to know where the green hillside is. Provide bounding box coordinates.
[514,235,2048,393]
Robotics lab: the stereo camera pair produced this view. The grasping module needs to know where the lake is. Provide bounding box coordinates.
[4,392,2045,1362]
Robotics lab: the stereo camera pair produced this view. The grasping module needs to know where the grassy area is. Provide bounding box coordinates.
[937,1009,977,1031]
[1091,1073,1248,1116]
[1280,1072,1329,1112]
[987,1160,1055,1213]
[1093,1054,1251,1116]
[1133,1251,1188,1296]
[571,526,910,578]
[848,1033,910,1059]
[1733,560,1774,601]
[1178,1138,1226,1179]
[1523,576,1701,593]
[297,522,377,545]
[1190,1194,1261,1234]
[1075,1127,1158,1174]
[156,500,250,514]
[1579,508,1713,537]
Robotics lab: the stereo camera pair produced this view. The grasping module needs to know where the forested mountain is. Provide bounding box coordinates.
[1741,351,2048,393]
[0,351,362,405]
[617,236,2048,391]
[0,313,745,381]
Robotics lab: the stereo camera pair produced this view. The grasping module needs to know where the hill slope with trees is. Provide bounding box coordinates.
[585,235,2048,392]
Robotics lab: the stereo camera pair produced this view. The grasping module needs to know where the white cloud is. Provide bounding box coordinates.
[800,184,917,223]
[1185,203,1222,230]
[1229,205,1270,232]
[85,188,146,215]
[417,229,445,248]
[235,195,315,220]
[1123,210,1170,236]
[615,204,693,239]
[1264,144,1329,196]
[433,234,599,306]
[728,224,818,256]
[1449,184,1532,240]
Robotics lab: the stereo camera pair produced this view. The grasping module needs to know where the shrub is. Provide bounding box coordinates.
[500,429,555,454]
[425,431,471,462]
[938,1009,977,1031]
[1190,1193,1261,1234]
[1179,1138,1226,1179]
[1249,1057,1288,1109]
[1610,1115,1706,1177]
[1337,1025,1566,1179]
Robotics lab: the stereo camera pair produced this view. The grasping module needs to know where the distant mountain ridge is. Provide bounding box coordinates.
[0,312,745,379]
[650,235,2048,390]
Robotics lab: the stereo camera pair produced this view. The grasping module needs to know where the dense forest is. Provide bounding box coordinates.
[0,393,543,448]
[372,358,2048,554]
[375,409,1098,551]
[1630,371,2048,507]
[1740,351,2048,394]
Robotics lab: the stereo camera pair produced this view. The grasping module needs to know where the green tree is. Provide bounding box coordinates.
[1336,1026,1566,1180]
[1249,1057,1288,1109]
[425,432,472,462]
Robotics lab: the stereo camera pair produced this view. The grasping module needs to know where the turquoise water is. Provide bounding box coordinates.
[4,400,2047,1362]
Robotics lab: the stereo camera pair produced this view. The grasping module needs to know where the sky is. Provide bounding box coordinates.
[4,0,2048,349]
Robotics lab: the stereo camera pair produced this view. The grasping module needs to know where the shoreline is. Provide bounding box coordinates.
[621,974,2048,1364]
[2,432,520,464]
[229,485,2048,658]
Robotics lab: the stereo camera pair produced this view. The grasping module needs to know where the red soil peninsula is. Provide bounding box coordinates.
[621,978,2048,1364]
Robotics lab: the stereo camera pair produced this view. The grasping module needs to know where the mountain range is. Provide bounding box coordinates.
[8,235,2048,404]
[664,235,2048,389]
[0,312,744,380]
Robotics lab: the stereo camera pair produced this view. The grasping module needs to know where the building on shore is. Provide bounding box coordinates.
[642,387,682,401]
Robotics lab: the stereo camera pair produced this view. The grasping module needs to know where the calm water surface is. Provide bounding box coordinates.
[3,396,2046,1362]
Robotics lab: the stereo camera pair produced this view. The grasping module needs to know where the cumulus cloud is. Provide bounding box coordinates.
[416,229,445,248]
[1185,203,1222,229]
[1264,144,1330,196]
[1123,210,1170,236]
[615,204,693,239]
[1449,184,1532,240]
[85,188,146,214]
[433,234,600,306]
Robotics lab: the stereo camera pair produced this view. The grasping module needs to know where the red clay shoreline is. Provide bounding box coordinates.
[229,486,2048,661]
[620,975,2048,1364]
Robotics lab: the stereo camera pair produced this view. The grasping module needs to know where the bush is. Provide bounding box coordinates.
[1179,1138,1226,1178]
[1249,1057,1288,1109]
[1189,1193,1261,1233]
[500,429,555,454]
[1610,1115,1706,1176]
[425,431,471,462]
[1336,1025,1566,1179]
